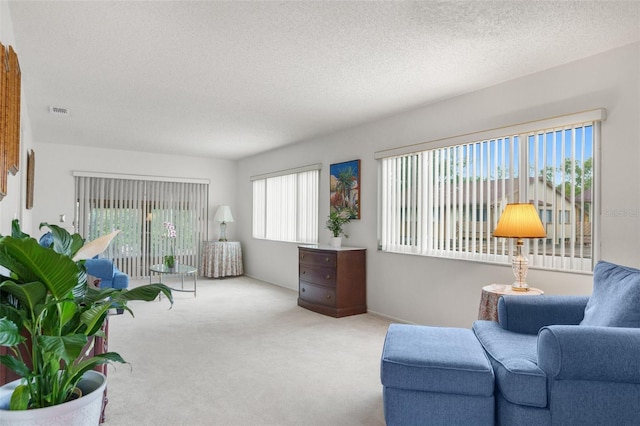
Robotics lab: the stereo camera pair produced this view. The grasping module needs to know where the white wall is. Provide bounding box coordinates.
[31,143,237,241]
[237,43,640,327]
[0,1,34,235]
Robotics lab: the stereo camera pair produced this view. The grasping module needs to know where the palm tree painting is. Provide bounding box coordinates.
[330,159,360,219]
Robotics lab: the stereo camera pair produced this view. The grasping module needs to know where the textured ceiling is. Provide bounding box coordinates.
[7,1,640,160]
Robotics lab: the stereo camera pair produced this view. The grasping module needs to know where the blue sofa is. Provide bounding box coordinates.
[381,260,640,425]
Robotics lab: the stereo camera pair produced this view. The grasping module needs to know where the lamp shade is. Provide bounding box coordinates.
[214,205,234,223]
[493,203,546,238]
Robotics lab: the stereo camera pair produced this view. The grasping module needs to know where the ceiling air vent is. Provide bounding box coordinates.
[49,106,70,116]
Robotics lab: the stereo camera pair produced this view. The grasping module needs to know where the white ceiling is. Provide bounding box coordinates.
[8,1,640,160]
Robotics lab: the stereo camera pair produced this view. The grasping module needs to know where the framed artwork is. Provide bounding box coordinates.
[330,159,360,219]
[26,149,34,209]
[6,46,20,176]
[0,42,21,201]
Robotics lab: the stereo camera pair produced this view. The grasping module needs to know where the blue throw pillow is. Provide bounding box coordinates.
[581,260,640,327]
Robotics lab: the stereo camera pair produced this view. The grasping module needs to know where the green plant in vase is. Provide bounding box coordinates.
[326,209,353,247]
[0,220,173,411]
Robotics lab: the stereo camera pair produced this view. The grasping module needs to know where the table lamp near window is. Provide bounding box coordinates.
[214,205,234,242]
[493,203,547,292]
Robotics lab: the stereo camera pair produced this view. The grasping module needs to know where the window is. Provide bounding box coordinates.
[74,173,209,278]
[376,109,603,273]
[540,209,553,223]
[558,210,570,224]
[252,164,320,243]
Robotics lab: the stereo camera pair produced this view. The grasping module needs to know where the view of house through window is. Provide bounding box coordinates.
[377,110,601,273]
[252,165,320,244]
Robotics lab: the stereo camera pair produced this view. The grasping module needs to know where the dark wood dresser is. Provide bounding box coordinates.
[298,245,366,317]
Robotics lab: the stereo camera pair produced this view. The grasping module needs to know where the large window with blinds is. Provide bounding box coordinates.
[252,165,320,243]
[376,109,603,273]
[74,173,209,278]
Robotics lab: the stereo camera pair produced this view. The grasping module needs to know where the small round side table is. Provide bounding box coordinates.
[478,284,544,322]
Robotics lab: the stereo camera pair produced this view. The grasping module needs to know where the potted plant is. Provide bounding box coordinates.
[0,220,173,424]
[326,209,352,247]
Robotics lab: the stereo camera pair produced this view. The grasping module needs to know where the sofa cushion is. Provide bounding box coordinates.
[473,320,547,408]
[381,324,494,397]
[581,260,640,328]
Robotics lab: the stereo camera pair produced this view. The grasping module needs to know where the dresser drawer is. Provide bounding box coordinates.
[299,281,336,308]
[299,249,337,267]
[299,264,336,287]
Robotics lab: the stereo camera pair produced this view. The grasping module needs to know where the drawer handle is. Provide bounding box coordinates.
[301,254,305,259]
[325,257,330,262]
[325,275,331,280]
[302,270,306,274]
[301,288,306,292]
[326,294,332,299]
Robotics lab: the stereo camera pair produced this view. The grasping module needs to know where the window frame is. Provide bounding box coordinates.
[251,164,321,244]
[375,109,604,273]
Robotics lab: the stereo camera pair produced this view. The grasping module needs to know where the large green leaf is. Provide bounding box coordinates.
[57,299,78,330]
[0,280,47,313]
[79,304,110,337]
[9,383,30,410]
[10,219,29,239]
[39,223,84,257]
[38,334,87,366]
[61,352,126,397]
[111,283,174,306]
[0,236,80,299]
[0,353,30,377]
[0,317,25,347]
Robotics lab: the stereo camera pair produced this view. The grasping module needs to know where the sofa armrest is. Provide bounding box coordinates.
[538,325,640,383]
[112,271,129,290]
[498,295,589,334]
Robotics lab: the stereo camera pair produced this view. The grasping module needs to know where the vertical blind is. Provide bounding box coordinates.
[376,109,603,273]
[74,174,208,278]
[252,165,320,243]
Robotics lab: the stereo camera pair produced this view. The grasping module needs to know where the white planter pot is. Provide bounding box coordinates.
[0,370,106,426]
[329,237,342,247]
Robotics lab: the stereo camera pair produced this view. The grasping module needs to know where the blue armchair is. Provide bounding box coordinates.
[85,258,129,290]
[382,260,640,425]
[473,261,640,425]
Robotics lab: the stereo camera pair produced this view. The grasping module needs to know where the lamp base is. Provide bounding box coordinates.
[510,239,530,292]
[218,221,227,242]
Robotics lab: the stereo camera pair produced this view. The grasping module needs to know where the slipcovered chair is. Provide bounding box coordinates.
[473,260,640,425]
[85,258,129,315]
[382,260,640,425]
[84,258,129,290]
[39,232,129,290]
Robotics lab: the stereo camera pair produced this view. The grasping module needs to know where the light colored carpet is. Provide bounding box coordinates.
[104,275,393,426]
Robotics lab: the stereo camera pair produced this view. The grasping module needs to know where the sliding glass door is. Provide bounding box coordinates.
[75,174,208,278]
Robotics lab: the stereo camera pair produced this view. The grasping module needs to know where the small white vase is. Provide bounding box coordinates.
[329,237,342,247]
